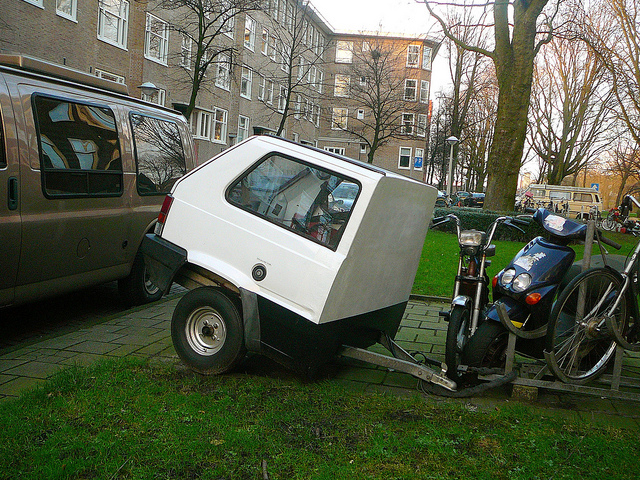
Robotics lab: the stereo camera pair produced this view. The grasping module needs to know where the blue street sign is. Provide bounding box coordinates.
[591,183,599,191]
[414,156,423,169]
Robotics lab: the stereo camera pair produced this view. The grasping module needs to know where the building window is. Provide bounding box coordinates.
[309,66,317,88]
[23,0,44,7]
[417,114,428,137]
[398,147,412,169]
[359,76,367,86]
[281,44,291,73]
[145,13,169,65]
[335,41,353,63]
[414,147,424,170]
[362,41,371,52]
[258,75,265,100]
[331,108,348,130]
[357,108,365,120]
[141,88,166,106]
[314,104,321,127]
[95,69,125,84]
[221,4,235,38]
[360,143,367,154]
[334,74,350,97]
[215,54,231,90]
[238,115,250,142]
[422,46,432,70]
[420,80,430,104]
[404,79,417,101]
[244,15,256,51]
[295,94,302,118]
[194,110,212,140]
[317,70,324,93]
[278,85,287,113]
[324,146,345,155]
[180,34,192,69]
[401,113,414,135]
[261,28,269,55]
[240,66,253,99]
[98,0,129,49]
[213,108,228,143]
[56,0,77,21]
[266,80,274,105]
[269,36,277,61]
[407,45,420,67]
[298,56,305,80]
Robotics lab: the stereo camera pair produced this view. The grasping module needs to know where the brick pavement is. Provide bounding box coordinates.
[1,293,640,429]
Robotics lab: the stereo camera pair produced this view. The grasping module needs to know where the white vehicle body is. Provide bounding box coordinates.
[143,136,437,372]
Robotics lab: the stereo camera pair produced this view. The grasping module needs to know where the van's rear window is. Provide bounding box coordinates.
[130,113,187,195]
[33,95,123,197]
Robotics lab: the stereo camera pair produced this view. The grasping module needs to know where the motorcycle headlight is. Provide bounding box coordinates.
[512,273,532,292]
[459,230,484,247]
[501,268,516,286]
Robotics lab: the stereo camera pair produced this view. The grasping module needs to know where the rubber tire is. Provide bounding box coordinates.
[462,321,509,369]
[545,268,624,384]
[172,287,245,375]
[445,306,471,381]
[119,251,163,306]
[602,217,617,232]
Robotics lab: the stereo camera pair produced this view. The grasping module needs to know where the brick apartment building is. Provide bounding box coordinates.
[0,0,436,177]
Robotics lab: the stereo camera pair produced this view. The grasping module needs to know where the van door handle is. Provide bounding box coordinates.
[8,177,18,211]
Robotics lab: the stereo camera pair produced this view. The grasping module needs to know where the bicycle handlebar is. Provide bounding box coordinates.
[597,231,621,250]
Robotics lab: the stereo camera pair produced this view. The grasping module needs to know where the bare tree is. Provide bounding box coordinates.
[423,0,561,211]
[527,33,615,185]
[151,0,261,120]
[604,138,640,206]
[327,37,428,163]
[255,1,328,135]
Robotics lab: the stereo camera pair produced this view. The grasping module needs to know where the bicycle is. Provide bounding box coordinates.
[544,195,640,384]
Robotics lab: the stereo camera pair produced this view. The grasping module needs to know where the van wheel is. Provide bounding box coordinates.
[172,287,246,375]
[119,251,163,306]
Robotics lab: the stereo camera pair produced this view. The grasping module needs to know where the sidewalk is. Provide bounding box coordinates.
[1,294,639,429]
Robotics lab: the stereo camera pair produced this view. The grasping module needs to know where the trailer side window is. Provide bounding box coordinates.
[130,113,187,195]
[227,154,360,250]
[33,95,122,197]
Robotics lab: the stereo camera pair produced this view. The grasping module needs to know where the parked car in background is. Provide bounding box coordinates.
[0,55,196,308]
[452,191,470,206]
[463,193,485,208]
[330,181,359,211]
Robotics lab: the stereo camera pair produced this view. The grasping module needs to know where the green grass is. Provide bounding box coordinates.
[412,230,638,298]
[1,357,639,479]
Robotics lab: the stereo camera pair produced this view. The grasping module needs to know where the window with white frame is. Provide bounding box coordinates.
[309,66,317,89]
[295,95,302,118]
[407,45,420,67]
[281,44,291,73]
[334,74,350,97]
[238,115,250,142]
[359,75,367,86]
[420,80,430,104]
[258,75,266,100]
[417,114,428,137]
[360,143,367,154]
[331,108,348,130]
[415,147,424,170]
[194,110,212,140]
[307,24,314,46]
[302,20,309,45]
[398,147,412,169]
[314,104,321,127]
[269,36,277,61]
[357,108,365,120]
[241,66,253,99]
[278,85,287,112]
[401,113,414,135]
[22,0,44,7]
[422,46,432,70]
[404,79,417,101]
[213,108,228,143]
[362,41,370,52]
[324,146,345,155]
[297,56,305,80]
[98,0,129,49]
[244,15,256,50]
[318,70,324,93]
[95,69,125,84]
[304,99,311,120]
[266,80,274,104]
[286,3,294,32]
[335,41,353,63]
[215,54,231,90]
[222,4,235,39]
[56,0,77,21]
[180,34,192,69]
[261,28,269,55]
[145,13,169,64]
[141,88,166,106]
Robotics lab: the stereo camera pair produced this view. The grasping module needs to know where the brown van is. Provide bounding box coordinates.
[0,55,196,308]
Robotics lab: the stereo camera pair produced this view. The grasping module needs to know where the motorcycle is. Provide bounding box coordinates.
[458,209,621,378]
[431,213,530,382]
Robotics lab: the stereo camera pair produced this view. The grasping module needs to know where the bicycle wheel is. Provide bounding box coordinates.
[601,217,617,231]
[545,268,626,384]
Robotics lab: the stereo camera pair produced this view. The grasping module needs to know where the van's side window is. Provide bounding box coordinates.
[130,113,187,195]
[574,193,593,202]
[33,95,122,197]
[226,154,360,250]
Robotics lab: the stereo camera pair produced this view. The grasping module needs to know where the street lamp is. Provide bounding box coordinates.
[138,81,159,98]
[445,135,459,198]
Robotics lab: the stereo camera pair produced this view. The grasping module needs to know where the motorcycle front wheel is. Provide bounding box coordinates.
[445,305,471,381]
[462,321,509,369]
[601,217,617,231]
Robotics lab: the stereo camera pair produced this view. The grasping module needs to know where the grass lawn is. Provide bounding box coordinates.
[1,357,639,479]
[412,229,638,298]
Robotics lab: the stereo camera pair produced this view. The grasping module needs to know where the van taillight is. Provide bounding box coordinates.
[155,195,174,235]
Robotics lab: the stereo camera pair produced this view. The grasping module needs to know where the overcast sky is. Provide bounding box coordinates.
[310,0,451,94]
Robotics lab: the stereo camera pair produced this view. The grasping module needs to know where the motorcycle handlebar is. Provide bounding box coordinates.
[511,217,531,226]
[524,207,537,214]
